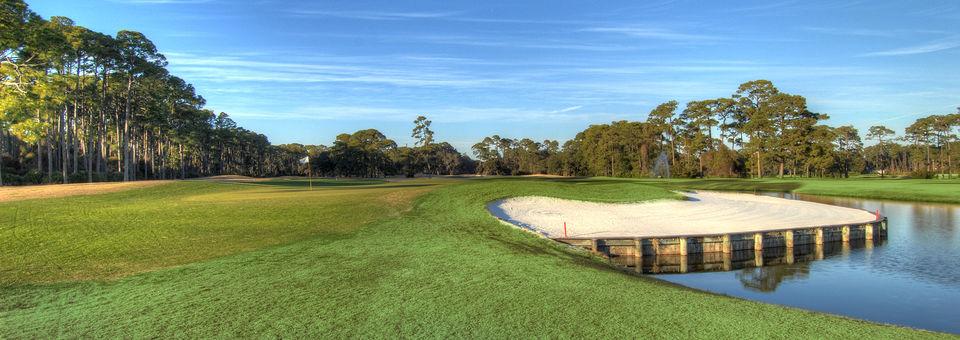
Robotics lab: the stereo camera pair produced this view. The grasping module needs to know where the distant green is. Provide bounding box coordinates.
[633,177,960,204]
[0,178,950,338]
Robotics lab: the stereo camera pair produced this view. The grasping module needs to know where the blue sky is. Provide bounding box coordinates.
[29,0,960,151]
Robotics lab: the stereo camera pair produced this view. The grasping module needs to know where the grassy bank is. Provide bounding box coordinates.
[0,178,946,337]
[633,177,960,204]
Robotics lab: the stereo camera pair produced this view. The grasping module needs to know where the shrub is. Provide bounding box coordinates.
[23,170,45,185]
[908,169,934,179]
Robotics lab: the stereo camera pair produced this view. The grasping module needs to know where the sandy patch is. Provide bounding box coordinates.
[0,181,171,203]
[520,174,576,178]
[488,191,877,238]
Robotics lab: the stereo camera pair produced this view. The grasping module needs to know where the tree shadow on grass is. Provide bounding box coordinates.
[636,179,802,192]
[254,179,387,188]
[249,183,438,194]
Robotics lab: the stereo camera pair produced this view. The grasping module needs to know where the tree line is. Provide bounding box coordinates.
[303,116,475,178]
[472,81,960,179]
[0,1,477,185]
[3,1,958,185]
[0,0,318,185]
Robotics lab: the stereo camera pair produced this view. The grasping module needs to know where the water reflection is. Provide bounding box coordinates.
[649,192,960,334]
[736,263,810,292]
[611,239,881,275]
[774,193,960,286]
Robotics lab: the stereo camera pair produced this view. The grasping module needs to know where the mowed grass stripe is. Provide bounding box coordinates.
[0,178,946,337]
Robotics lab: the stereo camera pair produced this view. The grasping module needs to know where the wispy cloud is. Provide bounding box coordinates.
[287,7,594,25]
[803,26,948,38]
[581,26,719,42]
[908,2,960,17]
[285,30,639,52]
[109,0,214,4]
[725,0,869,14]
[289,9,460,20]
[374,34,639,52]
[873,112,925,124]
[231,105,609,123]
[861,37,960,56]
[802,26,898,38]
[550,105,583,114]
[165,52,515,88]
[160,31,219,38]
[723,0,800,13]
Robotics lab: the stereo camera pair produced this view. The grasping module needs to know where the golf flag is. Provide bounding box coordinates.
[299,156,310,164]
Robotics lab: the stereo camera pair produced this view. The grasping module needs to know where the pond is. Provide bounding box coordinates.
[647,193,960,334]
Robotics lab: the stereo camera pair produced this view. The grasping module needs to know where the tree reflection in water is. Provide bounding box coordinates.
[736,263,811,292]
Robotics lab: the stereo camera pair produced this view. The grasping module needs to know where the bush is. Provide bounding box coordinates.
[23,170,45,185]
[908,169,934,179]
[68,172,89,183]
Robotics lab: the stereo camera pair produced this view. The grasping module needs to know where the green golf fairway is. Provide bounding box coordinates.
[0,178,948,338]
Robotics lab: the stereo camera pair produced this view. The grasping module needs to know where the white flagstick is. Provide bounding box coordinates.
[300,156,313,190]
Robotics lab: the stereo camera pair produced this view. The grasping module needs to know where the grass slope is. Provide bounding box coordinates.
[0,178,948,337]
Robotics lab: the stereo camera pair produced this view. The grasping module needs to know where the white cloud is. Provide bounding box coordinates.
[396,34,638,52]
[228,105,619,124]
[109,0,214,4]
[802,27,899,38]
[288,9,460,20]
[582,26,720,42]
[164,52,514,88]
[861,37,960,56]
[550,105,583,114]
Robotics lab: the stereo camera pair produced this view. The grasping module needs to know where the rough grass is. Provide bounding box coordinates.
[0,177,949,338]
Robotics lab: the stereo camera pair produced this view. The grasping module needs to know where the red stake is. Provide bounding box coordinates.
[563,222,568,238]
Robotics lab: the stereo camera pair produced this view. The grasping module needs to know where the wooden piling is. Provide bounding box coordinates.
[634,238,643,258]
[546,217,887,272]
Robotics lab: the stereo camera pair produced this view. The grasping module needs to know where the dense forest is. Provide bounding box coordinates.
[472,82,960,179]
[1,0,958,185]
[1,0,298,185]
[0,0,475,185]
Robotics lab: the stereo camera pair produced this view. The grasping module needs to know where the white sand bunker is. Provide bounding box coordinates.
[488,191,877,238]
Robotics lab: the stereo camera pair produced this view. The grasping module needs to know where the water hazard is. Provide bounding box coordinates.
[627,193,960,334]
